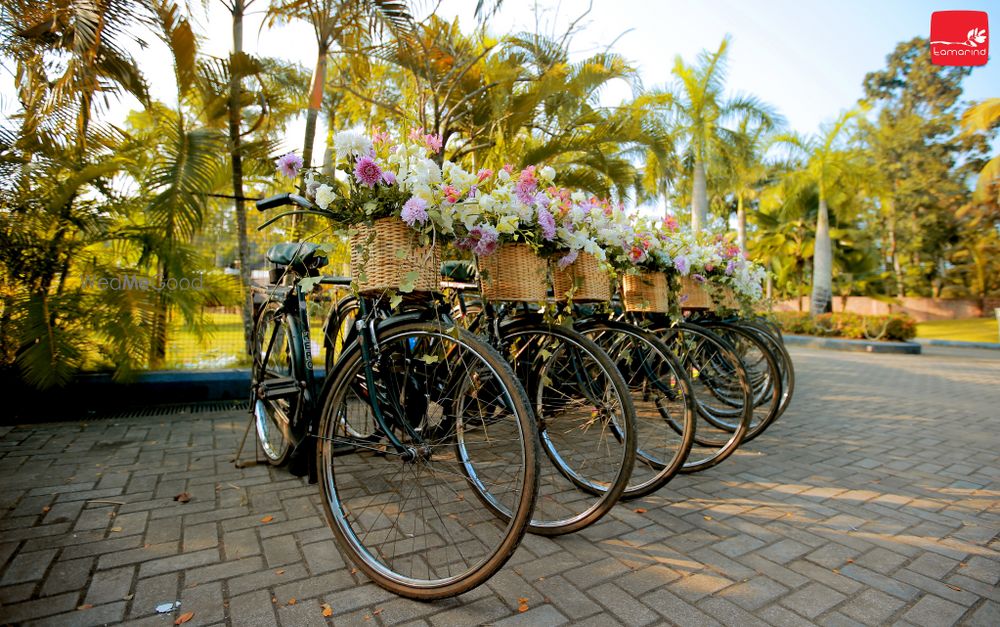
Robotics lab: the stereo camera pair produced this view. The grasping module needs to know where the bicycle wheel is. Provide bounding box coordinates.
[699,320,782,443]
[315,321,539,600]
[578,318,696,499]
[250,301,298,466]
[501,318,637,535]
[323,295,360,372]
[740,319,795,425]
[652,321,752,473]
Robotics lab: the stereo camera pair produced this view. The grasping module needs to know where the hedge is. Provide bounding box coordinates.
[772,311,917,341]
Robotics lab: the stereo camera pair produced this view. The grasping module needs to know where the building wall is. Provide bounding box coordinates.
[772,297,998,321]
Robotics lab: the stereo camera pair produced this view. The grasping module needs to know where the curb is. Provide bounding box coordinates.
[8,369,327,422]
[783,334,922,354]
[915,338,1000,350]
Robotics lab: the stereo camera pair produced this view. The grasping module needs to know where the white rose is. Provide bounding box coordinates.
[540,165,556,181]
[497,169,510,182]
[314,184,335,210]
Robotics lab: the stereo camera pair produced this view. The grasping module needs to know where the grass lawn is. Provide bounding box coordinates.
[165,309,328,369]
[915,317,1000,344]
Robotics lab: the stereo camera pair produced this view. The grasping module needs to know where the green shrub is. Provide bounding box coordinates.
[771,311,916,341]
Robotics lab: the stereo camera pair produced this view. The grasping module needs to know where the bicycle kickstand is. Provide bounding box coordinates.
[232,391,263,469]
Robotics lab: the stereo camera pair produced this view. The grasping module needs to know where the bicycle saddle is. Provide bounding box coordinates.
[266,242,329,274]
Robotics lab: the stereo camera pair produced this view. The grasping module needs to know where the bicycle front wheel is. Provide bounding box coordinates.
[315,321,539,600]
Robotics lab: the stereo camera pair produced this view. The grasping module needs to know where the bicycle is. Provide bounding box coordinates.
[244,193,541,599]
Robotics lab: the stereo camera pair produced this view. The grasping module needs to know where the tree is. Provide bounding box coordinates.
[721,113,781,252]
[776,110,867,315]
[665,36,776,232]
[862,38,993,297]
[961,98,1000,202]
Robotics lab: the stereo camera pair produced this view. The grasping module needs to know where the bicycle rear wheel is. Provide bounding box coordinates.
[315,321,539,600]
[250,301,298,466]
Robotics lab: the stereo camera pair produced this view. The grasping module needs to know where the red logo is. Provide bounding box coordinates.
[930,11,989,66]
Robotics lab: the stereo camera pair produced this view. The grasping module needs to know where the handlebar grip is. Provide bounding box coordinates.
[255,193,291,211]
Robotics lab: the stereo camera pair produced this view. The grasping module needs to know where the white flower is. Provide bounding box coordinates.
[314,184,335,209]
[333,130,373,162]
[540,165,556,182]
[571,191,586,203]
[497,169,511,182]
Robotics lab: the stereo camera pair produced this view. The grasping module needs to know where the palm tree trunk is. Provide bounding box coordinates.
[736,194,747,253]
[228,0,253,353]
[692,158,707,233]
[810,197,833,315]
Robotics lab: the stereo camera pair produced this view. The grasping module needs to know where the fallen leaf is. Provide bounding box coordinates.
[703,515,713,521]
[173,493,191,503]
[287,598,297,605]
[350,568,358,575]
[123,594,134,601]
[832,569,840,574]
[373,608,383,616]
[110,527,123,532]
[634,508,647,514]
[947,584,962,591]
[321,603,333,617]
[260,515,274,523]
[175,611,194,624]
[518,602,529,613]
[275,569,285,575]
[272,598,277,603]
[846,559,854,563]
[42,506,51,513]
[77,604,94,610]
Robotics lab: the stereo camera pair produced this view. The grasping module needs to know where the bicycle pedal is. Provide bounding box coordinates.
[257,377,301,400]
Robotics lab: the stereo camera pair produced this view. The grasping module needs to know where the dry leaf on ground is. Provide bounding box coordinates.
[287,598,297,605]
[260,515,274,523]
[517,597,529,612]
[173,493,191,503]
[77,604,93,610]
[321,603,333,617]
[634,508,647,514]
[175,612,194,625]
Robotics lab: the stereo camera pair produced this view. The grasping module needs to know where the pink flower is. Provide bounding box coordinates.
[537,206,556,241]
[663,215,679,231]
[442,185,461,204]
[354,156,383,188]
[423,133,443,153]
[277,153,303,179]
[477,168,493,182]
[372,129,391,145]
[401,197,429,226]
[381,170,397,186]
[465,224,499,257]
[628,246,647,264]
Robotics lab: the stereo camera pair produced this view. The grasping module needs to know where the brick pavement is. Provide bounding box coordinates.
[1,346,998,626]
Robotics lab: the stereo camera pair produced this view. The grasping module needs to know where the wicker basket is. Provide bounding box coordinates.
[714,287,740,311]
[350,218,440,295]
[678,276,712,309]
[621,272,670,312]
[551,252,611,302]
[478,244,548,301]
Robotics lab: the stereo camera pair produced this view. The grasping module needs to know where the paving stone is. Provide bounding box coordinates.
[697,597,771,627]
[136,548,220,578]
[129,572,180,618]
[780,581,847,618]
[228,589,277,626]
[901,594,968,627]
[588,582,658,625]
[532,574,601,620]
[85,565,135,605]
[641,588,721,626]
[0,547,57,585]
[717,575,788,610]
[838,588,907,625]
[964,600,999,627]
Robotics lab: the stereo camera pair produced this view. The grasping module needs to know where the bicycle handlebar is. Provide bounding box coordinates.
[255,193,313,212]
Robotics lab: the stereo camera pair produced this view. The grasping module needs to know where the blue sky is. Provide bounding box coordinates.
[1,0,996,152]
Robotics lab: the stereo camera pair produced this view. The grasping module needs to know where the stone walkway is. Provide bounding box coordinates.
[1,346,998,626]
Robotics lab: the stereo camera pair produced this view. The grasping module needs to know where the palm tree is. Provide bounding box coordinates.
[666,36,776,233]
[266,1,413,183]
[961,98,1000,202]
[776,110,867,315]
[723,113,781,252]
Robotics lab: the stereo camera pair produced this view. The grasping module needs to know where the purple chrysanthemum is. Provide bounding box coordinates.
[537,206,556,241]
[354,156,383,188]
[401,197,429,226]
[277,152,303,179]
[557,250,578,270]
[673,256,689,276]
[693,273,706,284]
[381,170,397,186]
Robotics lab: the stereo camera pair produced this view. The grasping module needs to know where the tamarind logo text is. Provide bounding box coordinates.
[930,11,989,66]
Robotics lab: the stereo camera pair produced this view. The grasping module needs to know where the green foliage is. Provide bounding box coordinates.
[773,311,916,341]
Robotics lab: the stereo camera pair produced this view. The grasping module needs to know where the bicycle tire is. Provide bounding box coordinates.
[250,301,298,466]
[577,318,696,499]
[314,320,539,600]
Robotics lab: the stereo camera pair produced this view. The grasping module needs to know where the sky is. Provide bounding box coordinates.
[1,0,997,158]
